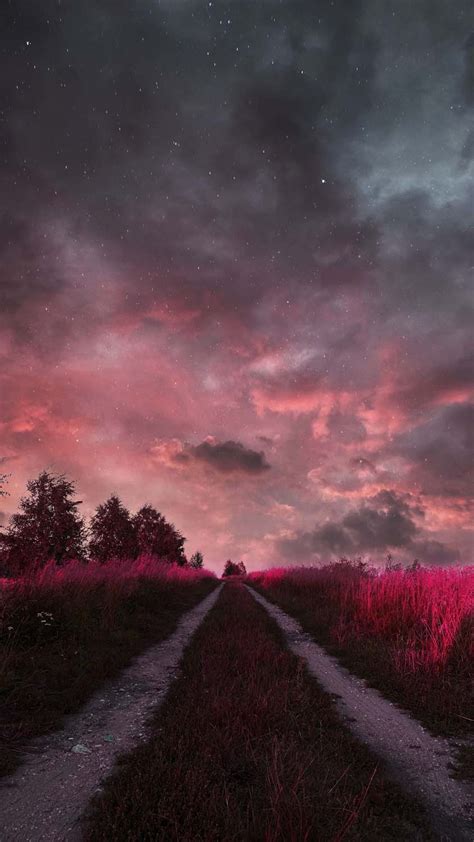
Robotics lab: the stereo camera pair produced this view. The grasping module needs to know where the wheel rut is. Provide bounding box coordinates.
[247,585,474,842]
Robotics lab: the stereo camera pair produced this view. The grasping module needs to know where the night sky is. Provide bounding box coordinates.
[1,1,473,571]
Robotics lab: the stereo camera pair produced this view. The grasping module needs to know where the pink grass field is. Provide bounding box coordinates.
[248,562,473,734]
[0,556,216,643]
[0,556,217,778]
[249,563,474,671]
[0,555,216,671]
[0,554,214,595]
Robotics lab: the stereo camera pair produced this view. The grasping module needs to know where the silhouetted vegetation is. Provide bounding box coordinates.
[222,559,246,577]
[0,471,188,574]
[0,471,215,776]
[88,495,137,564]
[189,550,204,569]
[133,504,186,565]
[0,469,9,497]
[0,471,86,575]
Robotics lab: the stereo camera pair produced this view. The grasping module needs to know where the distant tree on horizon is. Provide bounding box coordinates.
[190,550,204,569]
[222,559,246,577]
[0,471,86,574]
[222,559,235,577]
[132,504,187,565]
[89,495,137,563]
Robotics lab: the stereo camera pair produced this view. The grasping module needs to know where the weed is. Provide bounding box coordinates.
[249,563,474,736]
[84,583,432,842]
[0,556,216,777]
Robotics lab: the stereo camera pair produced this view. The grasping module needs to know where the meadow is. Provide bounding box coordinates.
[248,562,474,738]
[1,553,472,840]
[0,556,216,777]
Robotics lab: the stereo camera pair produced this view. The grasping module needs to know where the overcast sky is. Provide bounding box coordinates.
[1,1,472,570]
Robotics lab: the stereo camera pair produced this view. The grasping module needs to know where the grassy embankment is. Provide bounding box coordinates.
[248,563,474,741]
[0,556,216,777]
[85,582,432,842]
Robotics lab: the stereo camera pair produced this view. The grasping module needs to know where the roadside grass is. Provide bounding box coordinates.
[84,582,432,842]
[0,556,216,778]
[451,743,474,781]
[248,563,474,739]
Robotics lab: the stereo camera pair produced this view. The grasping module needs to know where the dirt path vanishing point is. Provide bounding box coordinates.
[0,584,223,842]
[247,586,474,842]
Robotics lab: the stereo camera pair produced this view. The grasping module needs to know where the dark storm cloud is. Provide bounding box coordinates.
[462,32,474,106]
[0,0,382,333]
[408,539,459,566]
[459,129,474,172]
[0,211,104,357]
[342,490,422,548]
[188,440,271,475]
[393,353,474,413]
[1,1,192,319]
[389,403,474,498]
[1,0,470,294]
[375,191,473,320]
[1,1,472,566]
[277,489,459,565]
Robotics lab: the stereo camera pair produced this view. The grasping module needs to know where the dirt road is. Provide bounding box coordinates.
[0,585,222,842]
[247,586,474,842]
[1,581,471,841]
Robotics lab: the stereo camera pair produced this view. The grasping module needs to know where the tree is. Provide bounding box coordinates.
[190,551,204,569]
[1,471,86,574]
[223,559,235,577]
[89,495,137,563]
[222,559,246,577]
[132,504,187,565]
[0,467,9,497]
[0,467,10,571]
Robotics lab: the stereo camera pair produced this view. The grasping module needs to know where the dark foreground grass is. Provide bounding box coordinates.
[84,582,432,842]
[249,568,473,740]
[0,561,216,778]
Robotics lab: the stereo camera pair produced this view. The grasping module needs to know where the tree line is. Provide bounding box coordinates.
[0,470,204,576]
[222,559,247,577]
